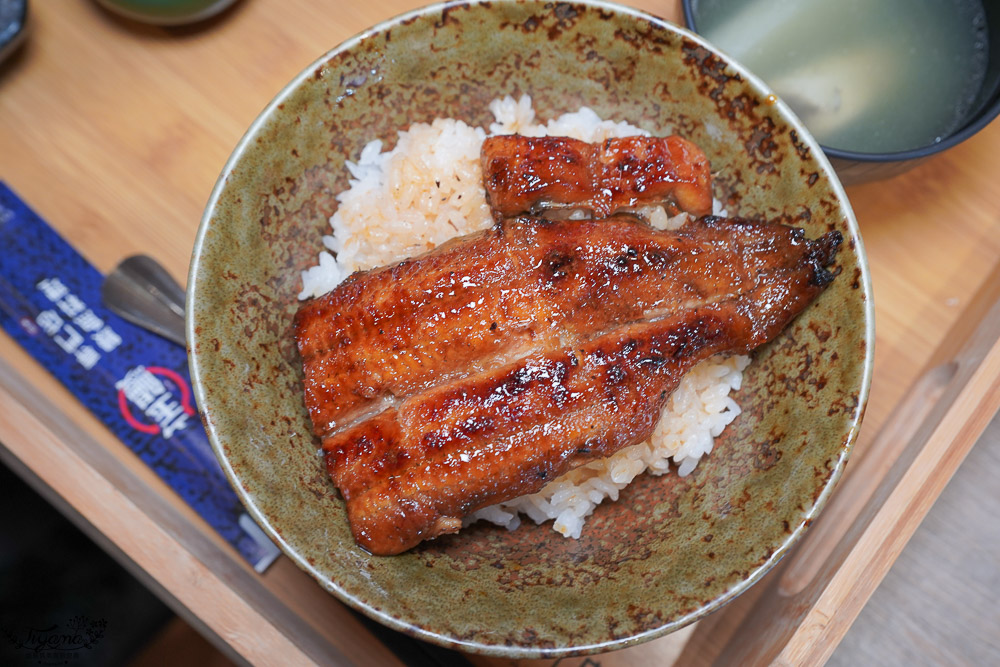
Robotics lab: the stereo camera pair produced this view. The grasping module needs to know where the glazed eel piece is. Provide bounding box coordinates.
[480,135,713,219]
[294,216,841,555]
[295,215,834,436]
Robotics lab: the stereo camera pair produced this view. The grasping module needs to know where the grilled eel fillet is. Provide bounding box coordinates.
[295,216,841,555]
[480,135,713,219]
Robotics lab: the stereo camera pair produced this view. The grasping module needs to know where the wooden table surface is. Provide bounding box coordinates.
[1,1,999,665]
[829,411,1000,666]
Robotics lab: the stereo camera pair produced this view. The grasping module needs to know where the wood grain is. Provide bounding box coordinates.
[828,412,1000,666]
[696,269,1000,667]
[1,0,999,665]
[0,356,405,667]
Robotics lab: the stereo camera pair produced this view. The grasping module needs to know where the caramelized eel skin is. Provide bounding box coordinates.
[295,215,833,436]
[295,216,841,555]
[480,135,713,219]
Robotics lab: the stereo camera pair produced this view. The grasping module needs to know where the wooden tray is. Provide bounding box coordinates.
[1,1,998,664]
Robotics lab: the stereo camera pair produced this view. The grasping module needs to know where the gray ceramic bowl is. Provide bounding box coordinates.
[93,0,239,25]
[682,0,1000,185]
[187,0,873,657]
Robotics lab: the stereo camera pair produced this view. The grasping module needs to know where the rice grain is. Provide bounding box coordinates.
[299,95,748,539]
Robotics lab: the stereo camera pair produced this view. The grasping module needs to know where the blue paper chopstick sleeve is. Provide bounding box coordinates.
[0,182,281,572]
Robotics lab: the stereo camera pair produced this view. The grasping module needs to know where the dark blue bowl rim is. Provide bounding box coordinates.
[681,0,1000,163]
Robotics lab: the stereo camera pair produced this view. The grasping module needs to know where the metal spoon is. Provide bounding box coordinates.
[100,256,283,571]
[101,255,186,347]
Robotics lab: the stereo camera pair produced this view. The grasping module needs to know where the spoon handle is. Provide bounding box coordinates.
[101,255,186,347]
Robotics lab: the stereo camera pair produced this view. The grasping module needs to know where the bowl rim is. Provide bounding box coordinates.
[187,0,876,657]
[680,0,1000,163]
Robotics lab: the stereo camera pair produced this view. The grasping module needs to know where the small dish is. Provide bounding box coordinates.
[93,0,238,25]
[682,0,1000,185]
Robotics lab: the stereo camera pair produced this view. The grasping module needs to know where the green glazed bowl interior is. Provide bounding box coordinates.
[187,0,873,657]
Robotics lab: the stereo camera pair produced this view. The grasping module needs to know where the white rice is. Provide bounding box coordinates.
[299,95,749,539]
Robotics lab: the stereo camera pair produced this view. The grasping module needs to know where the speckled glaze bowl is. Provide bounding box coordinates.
[187,0,873,658]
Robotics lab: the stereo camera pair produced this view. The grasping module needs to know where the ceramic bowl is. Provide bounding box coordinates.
[93,0,238,25]
[682,0,1000,185]
[0,0,28,64]
[187,0,873,657]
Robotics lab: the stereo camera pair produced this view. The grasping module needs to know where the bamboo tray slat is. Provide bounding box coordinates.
[1,1,999,665]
